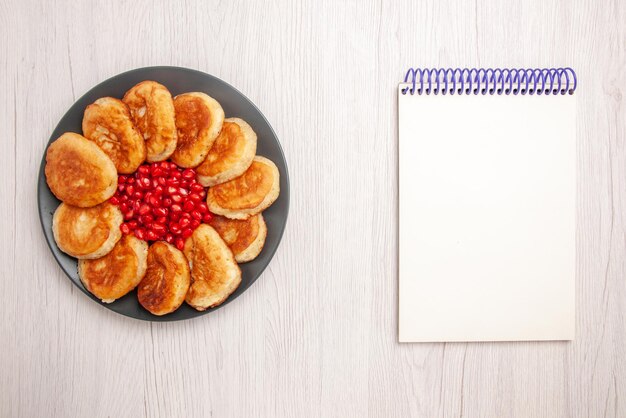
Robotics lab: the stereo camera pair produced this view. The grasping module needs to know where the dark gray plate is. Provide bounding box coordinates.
[37,66,289,321]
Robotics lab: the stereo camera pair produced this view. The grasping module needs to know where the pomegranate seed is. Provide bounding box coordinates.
[183,201,195,212]
[175,238,185,250]
[166,186,177,195]
[117,184,125,193]
[151,166,164,177]
[179,187,189,196]
[179,217,191,229]
[118,175,126,184]
[190,219,201,229]
[135,228,146,240]
[171,170,182,179]
[190,183,204,192]
[165,233,174,244]
[166,177,180,186]
[191,210,202,220]
[181,212,191,219]
[189,193,202,202]
[133,191,143,200]
[180,180,190,189]
[120,223,130,234]
[170,212,181,221]
[149,196,161,207]
[170,203,182,213]
[152,223,166,234]
[199,190,206,199]
[153,207,168,217]
[202,213,213,223]
[149,230,161,241]
[126,177,136,184]
[160,161,170,170]
[156,216,168,224]
[154,185,165,195]
[109,196,120,205]
[171,194,183,203]
[162,197,173,207]
[119,194,129,202]
[138,204,151,216]
[144,191,153,202]
[157,177,167,186]
[120,202,129,213]
[182,169,196,180]
[169,162,178,170]
[126,185,135,196]
[170,223,182,234]
[138,165,150,175]
[197,202,208,213]
[128,220,138,230]
[133,200,142,212]
[139,214,154,225]
[182,228,193,238]
[124,210,134,220]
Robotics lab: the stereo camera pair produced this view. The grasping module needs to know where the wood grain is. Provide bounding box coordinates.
[1,0,624,416]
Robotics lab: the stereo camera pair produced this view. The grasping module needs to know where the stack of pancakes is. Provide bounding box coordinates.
[45,80,280,315]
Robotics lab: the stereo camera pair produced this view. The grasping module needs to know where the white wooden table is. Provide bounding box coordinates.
[1,0,624,416]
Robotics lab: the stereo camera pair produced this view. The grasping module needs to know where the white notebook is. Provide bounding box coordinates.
[398,68,577,342]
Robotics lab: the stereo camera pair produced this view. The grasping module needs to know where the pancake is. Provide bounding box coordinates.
[206,156,280,219]
[183,224,241,310]
[170,92,224,168]
[196,118,257,187]
[123,81,177,162]
[138,241,190,315]
[78,235,148,303]
[82,97,147,173]
[208,213,267,263]
[52,202,123,259]
[45,132,118,207]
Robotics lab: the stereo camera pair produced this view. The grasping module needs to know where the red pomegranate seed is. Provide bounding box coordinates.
[199,190,206,199]
[183,201,195,212]
[156,216,168,224]
[152,223,166,234]
[191,210,202,220]
[179,217,191,229]
[162,197,173,207]
[171,170,182,179]
[190,183,204,192]
[153,207,168,217]
[126,185,135,196]
[182,169,195,180]
[120,223,130,234]
[117,184,126,193]
[128,220,138,230]
[182,228,193,238]
[157,177,167,186]
[149,196,161,207]
[109,196,120,205]
[126,177,136,184]
[160,161,170,170]
[166,177,180,186]
[180,212,191,219]
[169,212,181,221]
[202,213,213,223]
[170,223,182,234]
[175,238,185,250]
[124,210,134,220]
[154,185,165,195]
[138,165,150,175]
[146,230,158,241]
[190,219,201,229]
[170,203,182,213]
[151,167,164,177]
[119,202,129,212]
[133,191,143,200]
[167,186,178,195]
[138,204,151,216]
[133,200,142,212]
[139,214,154,225]
[196,202,208,213]
[169,162,178,170]
[165,233,174,244]
[118,175,126,184]
[189,193,202,202]
[179,187,189,196]
[171,194,183,203]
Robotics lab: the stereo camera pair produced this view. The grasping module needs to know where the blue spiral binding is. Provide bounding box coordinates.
[401,67,577,96]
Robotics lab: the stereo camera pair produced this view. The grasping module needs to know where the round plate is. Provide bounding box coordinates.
[37,66,290,321]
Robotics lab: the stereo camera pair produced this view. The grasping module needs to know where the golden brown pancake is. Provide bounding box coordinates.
[184,224,241,310]
[207,156,280,219]
[45,132,118,207]
[138,241,190,315]
[208,213,267,263]
[52,202,123,259]
[196,118,256,187]
[82,97,146,173]
[78,235,148,303]
[171,92,224,168]
[123,81,177,162]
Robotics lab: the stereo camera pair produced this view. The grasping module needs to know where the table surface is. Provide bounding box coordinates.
[1,0,624,416]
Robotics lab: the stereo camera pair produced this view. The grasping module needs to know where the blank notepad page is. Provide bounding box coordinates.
[398,83,576,342]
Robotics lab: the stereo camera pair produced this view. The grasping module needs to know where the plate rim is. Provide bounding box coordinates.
[37,65,290,322]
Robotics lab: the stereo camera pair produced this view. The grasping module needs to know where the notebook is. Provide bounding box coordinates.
[398,68,577,342]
